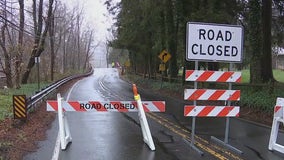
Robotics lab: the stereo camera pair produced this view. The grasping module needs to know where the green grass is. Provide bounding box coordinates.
[241,69,284,83]
[0,83,49,121]
[241,70,250,83]
[273,70,284,82]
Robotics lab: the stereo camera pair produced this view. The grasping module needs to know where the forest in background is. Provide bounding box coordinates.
[0,0,99,88]
[106,0,284,85]
[1,0,284,89]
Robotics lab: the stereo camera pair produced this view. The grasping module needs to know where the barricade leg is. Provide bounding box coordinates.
[57,94,72,150]
[183,61,204,155]
[138,110,155,150]
[268,117,284,152]
[183,117,204,156]
[64,115,72,145]
[211,69,243,155]
[133,84,155,151]
[211,117,243,154]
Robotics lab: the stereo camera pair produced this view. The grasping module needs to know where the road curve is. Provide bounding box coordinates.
[24,68,284,160]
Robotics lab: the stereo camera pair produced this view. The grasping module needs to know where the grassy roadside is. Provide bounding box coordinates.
[239,69,284,112]
[0,83,48,121]
[0,69,88,121]
[241,69,284,83]
[0,78,79,160]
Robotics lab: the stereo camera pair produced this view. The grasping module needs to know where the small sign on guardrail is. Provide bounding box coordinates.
[13,95,27,120]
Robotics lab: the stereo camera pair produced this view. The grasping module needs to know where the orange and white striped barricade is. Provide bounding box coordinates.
[184,69,242,155]
[57,94,72,150]
[185,70,242,83]
[47,91,165,151]
[184,106,240,117]
[269,97,284,153]
[184,89,241,101]
[47,101,165,112]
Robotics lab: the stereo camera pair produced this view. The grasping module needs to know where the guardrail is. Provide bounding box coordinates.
[13,69,93,120]
[27,69,94,110]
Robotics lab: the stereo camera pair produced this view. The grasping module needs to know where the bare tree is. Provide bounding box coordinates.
[21,0,54,84]
[15,0,24,88]
[49,3,55,81]
[0,0,13,88]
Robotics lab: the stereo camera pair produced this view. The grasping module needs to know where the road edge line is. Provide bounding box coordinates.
[51,132,60,160]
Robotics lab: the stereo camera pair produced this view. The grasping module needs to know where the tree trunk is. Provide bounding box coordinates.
[22,0,54,84]
[77,15,81,70]
[261,0,274,82]
[16,0,25,88]
[0,1,13,88]
[49,13,55,81]
[0,42,12,88]
[165,0,178,79]
[248,0,263,84]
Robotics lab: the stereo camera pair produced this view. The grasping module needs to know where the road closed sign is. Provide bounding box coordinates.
[186,22,243,62]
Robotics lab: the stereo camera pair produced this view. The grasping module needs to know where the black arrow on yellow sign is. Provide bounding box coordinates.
[162,53,168,60]
[158,50,171,63]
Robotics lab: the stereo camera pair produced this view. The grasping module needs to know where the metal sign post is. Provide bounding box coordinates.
[35,57,40,90]
[210,63,243,154]
[184,61,204,155]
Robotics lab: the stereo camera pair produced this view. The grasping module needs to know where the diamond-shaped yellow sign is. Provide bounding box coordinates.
[158,50,171,63]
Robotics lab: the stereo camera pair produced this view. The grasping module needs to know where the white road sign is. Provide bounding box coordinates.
[186,22,243,62]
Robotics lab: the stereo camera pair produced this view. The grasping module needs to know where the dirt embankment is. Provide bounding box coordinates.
[0,79,76,160]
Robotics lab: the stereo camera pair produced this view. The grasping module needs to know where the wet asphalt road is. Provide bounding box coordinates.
[24,68,284,160]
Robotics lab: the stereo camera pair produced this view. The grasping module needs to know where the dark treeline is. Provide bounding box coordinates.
[106,0,284,84]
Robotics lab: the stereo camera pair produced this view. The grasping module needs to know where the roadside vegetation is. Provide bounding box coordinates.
[240,70,284,113]
[0,83,49,121]
[0,67,86,121]
[124,69,284,114]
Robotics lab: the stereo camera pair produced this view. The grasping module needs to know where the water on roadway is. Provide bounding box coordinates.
[24,68,284,160]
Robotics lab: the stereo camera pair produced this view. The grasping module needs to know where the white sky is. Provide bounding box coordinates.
[60,0,119,68]
[61,0,116,41]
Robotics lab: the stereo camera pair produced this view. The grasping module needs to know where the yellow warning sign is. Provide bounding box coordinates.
[158,50,171,63]
[159,63,166,71]
[125,60,130,67]
[13,95,27,120]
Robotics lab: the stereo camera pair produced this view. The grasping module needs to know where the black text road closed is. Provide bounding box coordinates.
[186,22,243,62]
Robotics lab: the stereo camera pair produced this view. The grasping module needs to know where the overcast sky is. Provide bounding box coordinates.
[60,0,119,67]
[61,0,115,41]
